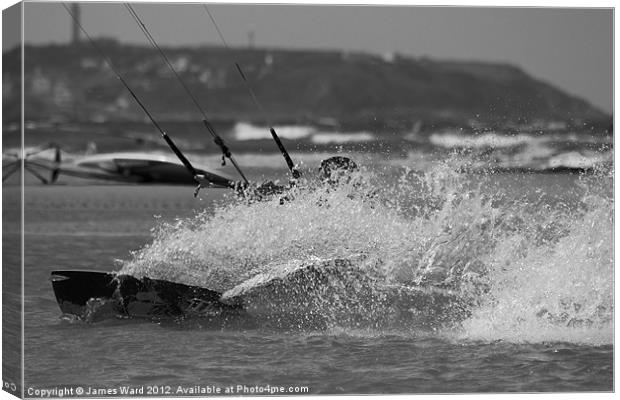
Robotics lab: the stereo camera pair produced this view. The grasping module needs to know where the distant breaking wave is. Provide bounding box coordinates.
[429,132,534,148]
[231,122,375,145]
[421,130,612,149]
[311,132,375,144]
[232,122,314,141]
[415,130,613,172]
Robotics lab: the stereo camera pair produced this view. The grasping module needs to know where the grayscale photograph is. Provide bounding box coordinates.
[2,1,613,396]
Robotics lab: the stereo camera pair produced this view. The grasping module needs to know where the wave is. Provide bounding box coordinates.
[428,131,535,148]
[547,151,613,170]
[422,130,612,149]
[311,132,375,144]
[230,122,375,145]
[459,170,613,345]
[232,122,314,141]
[118,157,613,343]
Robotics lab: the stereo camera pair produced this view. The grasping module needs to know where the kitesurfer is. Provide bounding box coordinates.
[318,156,358,186]
[220,156,359,202]
[270,156,357,194]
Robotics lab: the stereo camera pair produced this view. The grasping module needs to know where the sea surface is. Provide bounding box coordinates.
[2,151,614,395]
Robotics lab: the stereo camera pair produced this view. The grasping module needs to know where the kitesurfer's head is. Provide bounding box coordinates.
[318,156,358,185]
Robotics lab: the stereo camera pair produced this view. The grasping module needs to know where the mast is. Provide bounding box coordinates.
[70,3,81,44]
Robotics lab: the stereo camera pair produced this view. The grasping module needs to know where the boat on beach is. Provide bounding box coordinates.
[3,147,236,186]
[65,151,234,186]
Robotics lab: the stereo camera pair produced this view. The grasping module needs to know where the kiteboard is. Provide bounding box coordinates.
[51,256,466,327]
[51,270,242,321]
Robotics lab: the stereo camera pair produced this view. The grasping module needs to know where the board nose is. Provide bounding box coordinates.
[50,270,118,315]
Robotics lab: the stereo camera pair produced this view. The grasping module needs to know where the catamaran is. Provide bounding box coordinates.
[3,144,236,187]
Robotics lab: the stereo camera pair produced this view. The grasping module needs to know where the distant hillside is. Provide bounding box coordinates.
[2,41,611,132]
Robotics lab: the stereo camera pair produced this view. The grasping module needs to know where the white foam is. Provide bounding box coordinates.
[119,156,613,339]
[460,179,614,345]
[232,122,377,144]
[429,131,536,148]
[547,151,612,169]
[232,122,315,141]
[311,132,375,144]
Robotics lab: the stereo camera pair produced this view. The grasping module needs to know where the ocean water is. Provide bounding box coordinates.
[8,120,613,173]
[2,154,613,395]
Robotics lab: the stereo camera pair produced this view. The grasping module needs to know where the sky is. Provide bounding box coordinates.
[2,1,614,113]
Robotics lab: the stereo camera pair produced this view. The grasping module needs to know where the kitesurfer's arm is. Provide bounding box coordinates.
[194,174,286,200]
[193,173,243,197]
